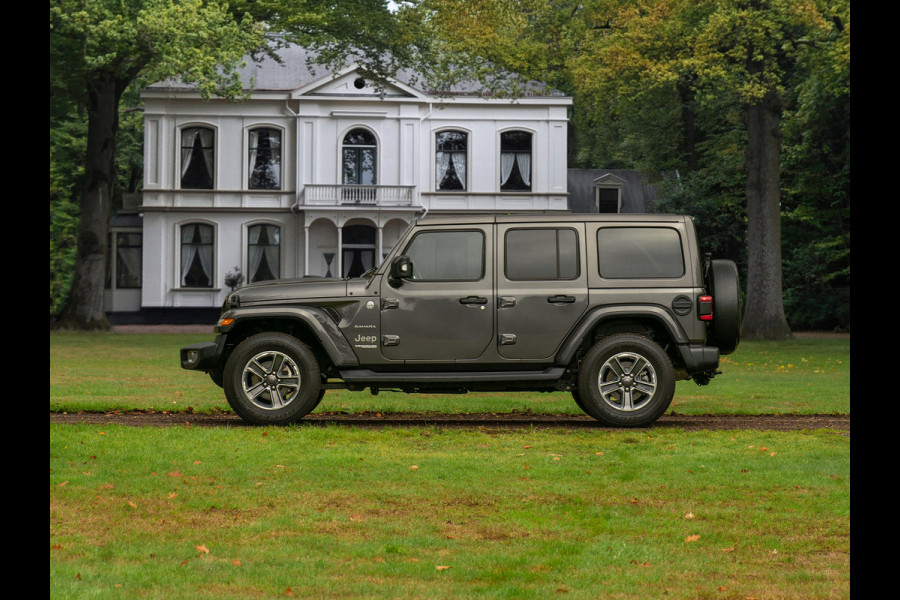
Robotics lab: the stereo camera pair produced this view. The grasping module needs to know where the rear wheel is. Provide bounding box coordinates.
[223,333,322,425]
[577,334,675,427]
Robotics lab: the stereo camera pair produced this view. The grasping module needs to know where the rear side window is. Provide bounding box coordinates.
[505,228,579,280]
[404,230,484,281]
[597,227,684,278]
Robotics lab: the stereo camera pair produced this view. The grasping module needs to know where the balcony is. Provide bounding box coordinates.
[302,185,416,207]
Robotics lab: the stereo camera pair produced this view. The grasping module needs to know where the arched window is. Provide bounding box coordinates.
[342,128,377,185]
[249,128,282,189]
[248,224,280,283]
[435,130,467,191]
[180,127,214,189]
[180,223,214,287]
[500,130,532,191]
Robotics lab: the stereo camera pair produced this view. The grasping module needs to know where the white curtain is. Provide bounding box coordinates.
[516,152,531,186]
[248,129,258,185]
[248,225,280,282]
[181,128,214,181]
[181,225,213,286]
[435,152,451,188]
[500,152,516,186]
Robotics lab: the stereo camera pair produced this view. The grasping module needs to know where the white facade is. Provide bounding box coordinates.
[119,46,571,316]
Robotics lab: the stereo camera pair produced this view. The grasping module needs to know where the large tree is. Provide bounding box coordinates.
[50,0,265,329]
[416,0,849,339]
[50,0,420,330]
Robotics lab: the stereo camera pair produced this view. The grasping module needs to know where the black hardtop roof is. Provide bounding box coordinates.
[415,213,690,226]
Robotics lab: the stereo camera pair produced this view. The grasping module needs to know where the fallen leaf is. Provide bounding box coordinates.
[167,471,182,477]
[195,544,210,554]
[436,565,452,571]
[127,501,137,508]
[684,512,695,520]
[721,547,735,553]
[232,560,241,566]
[58,481,68,487]
[684,535,700,543]
[409,465,419,470]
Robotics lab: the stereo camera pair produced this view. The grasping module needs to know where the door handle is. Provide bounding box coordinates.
[459,296,488,305]
[547,295,576,304]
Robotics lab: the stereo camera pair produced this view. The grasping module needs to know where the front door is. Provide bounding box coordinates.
[379,226,494,362]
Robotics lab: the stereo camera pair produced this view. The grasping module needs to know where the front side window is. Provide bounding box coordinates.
[435,130,467,191]
[505,228,578,280]
[180,127,214,189]
[597,227,684,279]
[500,130,532,191]
[249,128,282,189]
[180,223,214,287]
[248,224,280,283]
[404,230,484,281]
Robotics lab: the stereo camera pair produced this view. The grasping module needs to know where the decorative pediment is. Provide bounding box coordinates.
[292,66,425,99]
[592,173,626,187]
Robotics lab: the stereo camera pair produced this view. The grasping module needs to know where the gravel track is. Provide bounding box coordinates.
[50,411,849,432]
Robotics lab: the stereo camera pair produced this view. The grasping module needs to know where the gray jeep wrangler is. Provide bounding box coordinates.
[181,214,741,427]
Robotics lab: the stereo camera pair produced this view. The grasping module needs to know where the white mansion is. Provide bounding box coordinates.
[105,44,574,321]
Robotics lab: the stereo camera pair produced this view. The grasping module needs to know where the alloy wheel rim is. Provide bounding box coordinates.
[241,350,301,410]
[597,352,657,412]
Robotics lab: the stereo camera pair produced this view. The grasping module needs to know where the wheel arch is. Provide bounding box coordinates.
[556,306,689,368]
[219,306,359,375]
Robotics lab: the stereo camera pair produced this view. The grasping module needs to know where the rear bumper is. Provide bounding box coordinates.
[180,336,225,371]
[677,344,720,374]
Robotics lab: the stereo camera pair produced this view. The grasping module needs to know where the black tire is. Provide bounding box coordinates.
[223,333,322,425]
[577,334,675,427]
[707,259,742,355]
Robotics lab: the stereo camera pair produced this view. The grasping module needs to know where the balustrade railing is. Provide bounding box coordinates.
[303,185,415,206]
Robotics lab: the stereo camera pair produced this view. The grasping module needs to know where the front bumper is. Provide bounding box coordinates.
[180,336,226,371]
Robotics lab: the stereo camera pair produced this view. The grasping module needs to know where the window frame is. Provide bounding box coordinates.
[178,124,216,190]
[177,221,217,289]
[596,226,685,280]
[246,222,282,283]
[401,229,486,282]
[340,127,379,186]
[434,128,469,192]
[504,227,580,281]
[247,125,284,190]
[499,129,534,192]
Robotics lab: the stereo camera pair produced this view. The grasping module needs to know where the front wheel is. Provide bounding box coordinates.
[223,333,322,425]
[577,334,675,427]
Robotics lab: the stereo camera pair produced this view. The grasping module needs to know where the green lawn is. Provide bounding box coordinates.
[50,331,850,416]
[50,332,850,599]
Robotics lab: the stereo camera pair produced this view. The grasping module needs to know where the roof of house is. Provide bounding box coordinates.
[147,39,568,99]
[566,169,661,213]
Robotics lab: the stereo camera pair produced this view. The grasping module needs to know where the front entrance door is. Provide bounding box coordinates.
[342,224,376,278]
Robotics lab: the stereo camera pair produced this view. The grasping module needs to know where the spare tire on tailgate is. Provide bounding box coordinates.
[707,259,741,355]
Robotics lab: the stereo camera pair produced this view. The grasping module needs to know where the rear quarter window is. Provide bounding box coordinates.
[597,227,684,278]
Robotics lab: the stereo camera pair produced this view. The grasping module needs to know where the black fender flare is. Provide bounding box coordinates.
[555,305,690,367]
[218,305,360,368]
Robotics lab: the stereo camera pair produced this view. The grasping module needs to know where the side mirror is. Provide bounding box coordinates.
[389,256,412,286]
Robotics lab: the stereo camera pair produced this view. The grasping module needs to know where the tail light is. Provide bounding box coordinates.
[698,295,713,321]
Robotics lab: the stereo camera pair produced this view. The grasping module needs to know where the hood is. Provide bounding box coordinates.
[228,277,348,305]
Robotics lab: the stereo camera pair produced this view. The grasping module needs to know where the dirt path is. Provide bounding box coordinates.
[49,411,849,432]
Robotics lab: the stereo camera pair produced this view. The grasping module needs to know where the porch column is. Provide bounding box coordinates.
[336,226,343,278]
[303,224,310,276]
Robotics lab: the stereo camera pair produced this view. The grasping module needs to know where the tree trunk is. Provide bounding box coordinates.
[53,73,123,330]
[741,92,792,340]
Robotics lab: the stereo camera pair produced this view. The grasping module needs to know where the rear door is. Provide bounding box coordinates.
[496,224,588,360]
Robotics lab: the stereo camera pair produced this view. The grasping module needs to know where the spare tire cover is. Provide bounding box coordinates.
[707,259,741,355]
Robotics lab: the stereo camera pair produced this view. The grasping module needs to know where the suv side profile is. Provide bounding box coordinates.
[181,214,741,427]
